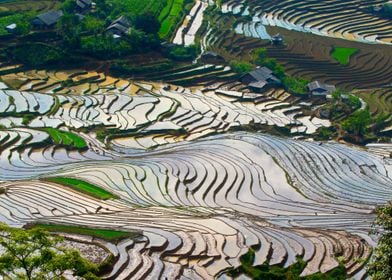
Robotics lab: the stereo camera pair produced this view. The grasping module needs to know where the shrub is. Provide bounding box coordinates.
[80,35,133,58]
[315,126,336,141]
[341,109,372,137]
[0,12,34,36]
[168,45,199,61]
[368,202,392,280]
[0,224,100,279]
[282,76,309,95]
[134,13,161,34]
[381,3,392,19]
[9,43,66,67]
[230,60,253,74]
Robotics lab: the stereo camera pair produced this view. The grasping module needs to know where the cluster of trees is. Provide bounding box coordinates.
[327,89,389,141]
[166,45,199,61]
[5,0,166,66]
[0,12,34,36]
[341,108,372,137]
[229,60,253,74]
[376,3,392,19]
[58,1,162,59]
[10,43,65,67]
[368,202,392,280]
[0,223,100,279]
[319,89,373,141]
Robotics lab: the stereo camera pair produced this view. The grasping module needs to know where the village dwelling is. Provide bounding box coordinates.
[307,81,336,97]
[200,51,225,64]
[271,34,284,45]
[240,67,281,92]
[5,23,17,34]
[32,10,63,29]
[106,16,131,38]
[76,0,93,11]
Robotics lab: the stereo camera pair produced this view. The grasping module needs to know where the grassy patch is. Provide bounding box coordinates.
[0,12,33,35]
[331,47,358,65]
[46,177,117,200]
[108,0,166,17]
[43,128,87,149]
[32,224,137,241]
[159,0,186,38]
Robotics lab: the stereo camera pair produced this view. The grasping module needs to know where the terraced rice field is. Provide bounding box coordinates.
[0,70,332,149]
[200,12,392,89]
[0,0,390,278]
[0,73,391,279]
[173,0,209,46]
[221,0,392,44]
[0,0,60,13]
[0,131,390,278]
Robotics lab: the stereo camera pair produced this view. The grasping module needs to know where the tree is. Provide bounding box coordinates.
[253,47,267,64]
[0,223,100,280]
[10,43,65,67]
[282,75,309,95]
[230,60,253,74]
[368,202,392,280]
[58,13,82,47]
[134,13,161,34]
[341,109,372,137]
[61,0,77,13]
[83,16,106,35]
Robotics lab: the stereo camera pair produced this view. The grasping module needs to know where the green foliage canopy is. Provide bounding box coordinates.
[230,60,253,74]
[368,202,392,280]
[341,109,372,136]
[9,43,65,67]
[0,223,99,280]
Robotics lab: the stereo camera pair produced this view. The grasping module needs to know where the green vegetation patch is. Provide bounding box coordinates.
[282,75,309,95]
[331,47,358,65]
[227,248,347,279]
[9,43,65,67]
[230,60,253,74]
[159,0,185,38]
[108,0,166,18]
[43,128,87,149]
[46,177,117,200]
[0,12,33,35]
[32,224,137,241]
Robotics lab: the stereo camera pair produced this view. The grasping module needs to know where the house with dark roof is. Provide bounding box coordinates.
[76,0,92,11]
[200,51,225,64]
[271,34,284,45]
[32,10,63,29]
[106,16,131,37]
[307,81,336,96]
[5,23,17,34]
[240,67,281,92]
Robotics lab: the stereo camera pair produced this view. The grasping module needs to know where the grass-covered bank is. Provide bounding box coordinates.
[331,47,358,65]
[43,128,87,149]
[30,224,137,241]
[46,177,117,200]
